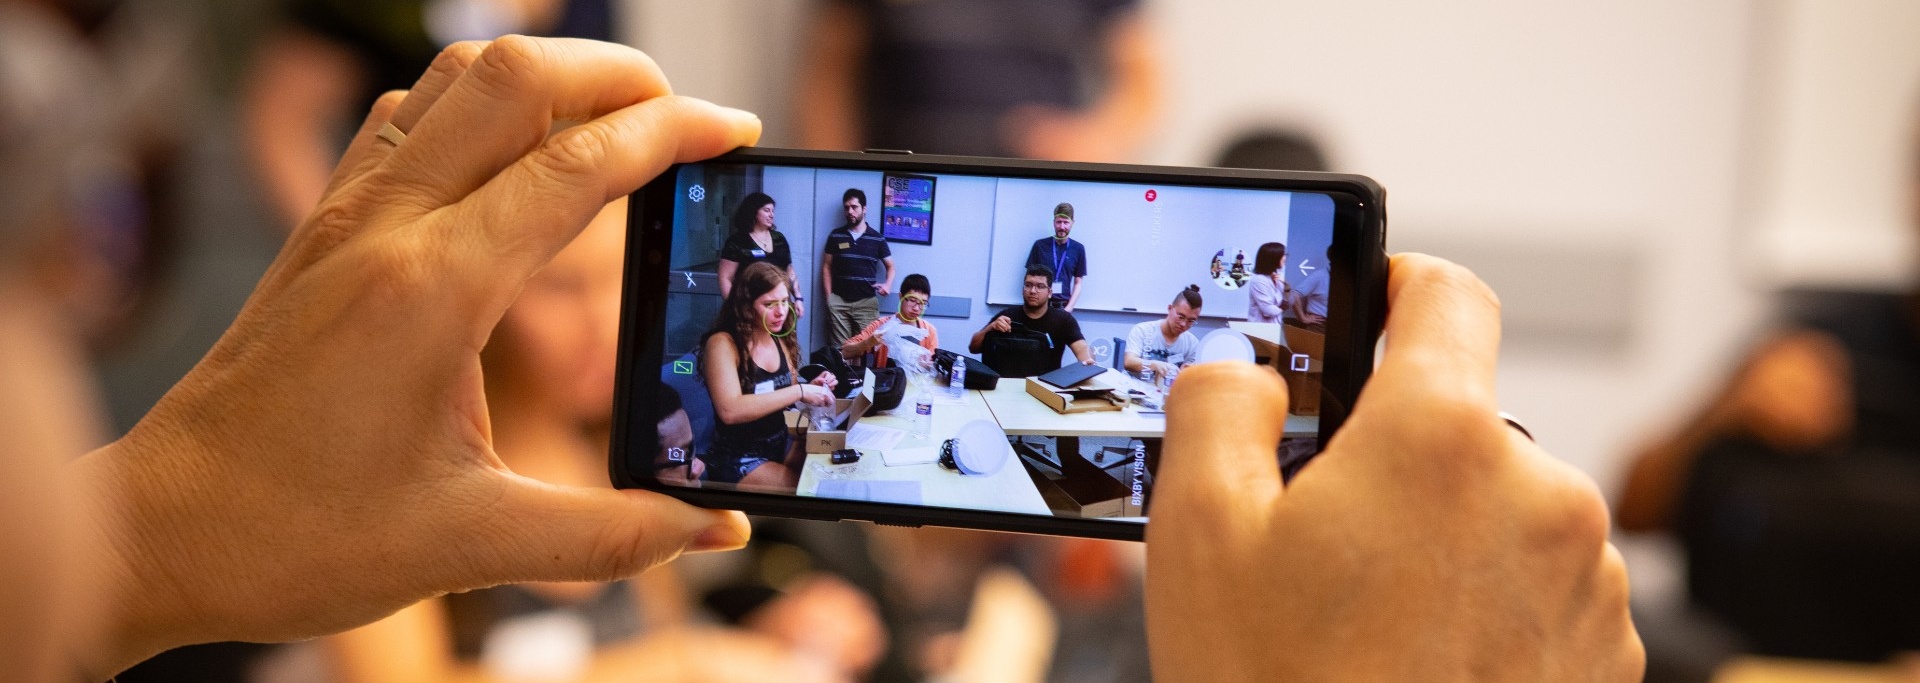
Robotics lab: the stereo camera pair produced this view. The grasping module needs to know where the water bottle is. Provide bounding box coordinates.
[948,358,967,399]
[912,393,933,440]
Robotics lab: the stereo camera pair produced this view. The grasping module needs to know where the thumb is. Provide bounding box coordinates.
[469,478,750,585]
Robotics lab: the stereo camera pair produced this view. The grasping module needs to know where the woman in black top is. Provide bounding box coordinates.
[717,192,805,319]
[702,262,836,492]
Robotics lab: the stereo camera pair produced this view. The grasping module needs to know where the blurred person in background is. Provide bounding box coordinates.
[795,0,1164,162]
[1618,105,1920,673]
[0,1,200,679]
[243,0,614,227]
[325,201,880,683]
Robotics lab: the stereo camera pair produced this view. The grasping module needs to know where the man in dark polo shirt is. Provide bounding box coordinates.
[820,188,895,348]
[1026,202,1089,311]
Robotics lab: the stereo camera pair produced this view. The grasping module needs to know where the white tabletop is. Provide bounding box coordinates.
[977,368,1318,438]
[794,377,1052,516]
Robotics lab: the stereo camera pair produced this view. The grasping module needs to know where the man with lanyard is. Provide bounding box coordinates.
[1025,202,1088,311]
[820,188,895,348]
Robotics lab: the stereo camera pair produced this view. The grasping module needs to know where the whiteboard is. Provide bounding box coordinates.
[986,178,1297,315]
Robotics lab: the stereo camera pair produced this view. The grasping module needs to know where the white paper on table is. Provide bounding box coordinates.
[930,391,969,406]
[880,445,941,467]
[844,423,906,450]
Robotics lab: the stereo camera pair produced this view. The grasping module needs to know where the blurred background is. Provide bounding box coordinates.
[9,0,1920,681]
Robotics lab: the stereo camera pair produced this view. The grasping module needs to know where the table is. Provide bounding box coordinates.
[977,368,1318,438]
[794,376,1053,516]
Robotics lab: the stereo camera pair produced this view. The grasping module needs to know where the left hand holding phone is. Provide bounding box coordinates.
[66,37,762,677]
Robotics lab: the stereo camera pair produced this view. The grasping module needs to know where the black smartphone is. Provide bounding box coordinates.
[611,148,1386,541]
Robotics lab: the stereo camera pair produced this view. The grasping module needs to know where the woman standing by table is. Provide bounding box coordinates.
[702,261,836,492]
[717,192,804,319]
[1246,241,1292,324]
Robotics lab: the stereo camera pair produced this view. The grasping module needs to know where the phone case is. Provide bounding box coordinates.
[610,147,1387,541]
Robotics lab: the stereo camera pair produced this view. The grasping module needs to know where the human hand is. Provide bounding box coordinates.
[1301,312,1325,326]
[66,37,761,676]
[809,370,838,391]
[799,384,836,407]
[792,298,806,320]
[874,282,890,296]
[1718,330,1853,452]
[746,574,887,679]
[989,316,1013,333]
[1146,254,1641,681]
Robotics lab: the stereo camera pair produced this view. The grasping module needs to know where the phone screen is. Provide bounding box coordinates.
[623,155,1366,533]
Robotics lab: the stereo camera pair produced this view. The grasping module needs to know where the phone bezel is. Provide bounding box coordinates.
[610,148,1387,541]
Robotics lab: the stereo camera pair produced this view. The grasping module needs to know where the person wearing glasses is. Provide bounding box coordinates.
[971,264,1095,378]
[1125,284,1204,385]
[701,262,836,491]
[840,273,938,368]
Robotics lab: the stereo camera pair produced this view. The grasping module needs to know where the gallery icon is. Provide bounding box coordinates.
[673,360,695,375]
[667,447,686,463]
[1291,353,1312,372]
[688,184,706,203]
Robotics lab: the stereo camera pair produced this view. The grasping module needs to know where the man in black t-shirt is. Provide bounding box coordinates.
[971,264,1095,378]
[820,188,894,348]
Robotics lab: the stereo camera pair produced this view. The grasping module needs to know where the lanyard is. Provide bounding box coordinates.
[1051,241,1070,286]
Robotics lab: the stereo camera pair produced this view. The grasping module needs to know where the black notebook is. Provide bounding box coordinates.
[1036,362,1105,390]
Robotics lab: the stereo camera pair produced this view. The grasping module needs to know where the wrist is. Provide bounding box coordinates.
[63,436,206,678]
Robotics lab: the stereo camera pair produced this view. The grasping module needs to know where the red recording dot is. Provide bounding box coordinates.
[1145,189,1158,202]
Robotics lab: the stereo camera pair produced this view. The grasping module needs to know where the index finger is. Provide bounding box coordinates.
[1367,253,1504,409]
[384,37,676,207]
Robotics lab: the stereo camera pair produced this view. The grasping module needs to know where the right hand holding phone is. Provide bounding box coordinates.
[1147,255,1642,681]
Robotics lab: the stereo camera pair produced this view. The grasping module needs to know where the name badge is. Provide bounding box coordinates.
[753,380,776,395]
[838,242,851,249]
[1052,280,1065,294]
[750,248,766,258]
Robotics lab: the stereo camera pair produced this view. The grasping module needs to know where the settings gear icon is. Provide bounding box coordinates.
[688,184,707,203]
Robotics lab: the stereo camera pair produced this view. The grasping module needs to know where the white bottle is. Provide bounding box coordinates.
[948,358,967,399]
[912,392,933,440]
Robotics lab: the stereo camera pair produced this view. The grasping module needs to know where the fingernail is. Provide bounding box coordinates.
[688,523,748,553]
[719,106,761,125]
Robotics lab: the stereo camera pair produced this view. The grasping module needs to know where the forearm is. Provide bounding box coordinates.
[841,336,874,359]
[61,440,205,680]
[794,1,866,150]
[820,258,834,303]
[1066,277,1083,309]
[714,384,804,425]
[970,329,989,354]
[1071,341,1094,364]
[1085,13,1163,153]
[1123,353,1144,373]
[1617,403,1741,532]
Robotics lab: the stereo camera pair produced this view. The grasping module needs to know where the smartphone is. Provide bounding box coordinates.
[611,148,1386,541]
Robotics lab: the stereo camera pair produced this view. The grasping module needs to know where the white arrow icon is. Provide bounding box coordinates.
[1298,259,1316,277]
[684,272,696,288]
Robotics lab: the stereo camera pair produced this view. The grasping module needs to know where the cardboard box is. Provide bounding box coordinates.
[1024,450,1145,518]
[784,393,873,453]
[1025,376,1125,414]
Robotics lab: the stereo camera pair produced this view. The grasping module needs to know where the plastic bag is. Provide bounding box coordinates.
[876,318,937,385]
